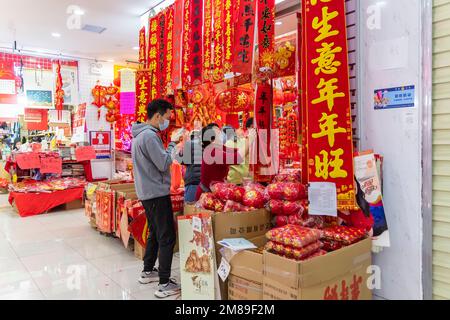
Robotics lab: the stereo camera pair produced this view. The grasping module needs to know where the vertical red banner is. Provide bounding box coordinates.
[135,70,151,122]
[233,0,256,75]
[253,82,274,183]
[172,0,183,89]
[304,0,356,209]
[203,0,213,81]
[189,0,203,85]
[148,16,159,100]
[182,0,192,87]
[165,6,174,90]
[212,0,224,82]
[257,0,275,69]
[223,0,233,74]
[138,27,147,67]
[300,8,308,184]
[157,12,167,97]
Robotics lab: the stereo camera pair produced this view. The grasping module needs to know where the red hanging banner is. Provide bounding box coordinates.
[165,6,174,90]
[189,0,203,85]
[182,0,192,87]
[24,108,48,131]
[304,0,356,209]
[148,16,159,100]
[203,0,213,81]
[138,27,147,67]
[172,0,183,89]
[233,0,255,75]
[212,0,224,82]
[135,70,151,122]
[157,12,167,97]
[257,0,275,70]
[223,0,233,74]
[253,82,274,183]
[300,8,308,184]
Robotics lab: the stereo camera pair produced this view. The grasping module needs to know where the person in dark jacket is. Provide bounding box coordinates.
[177,130,202,203]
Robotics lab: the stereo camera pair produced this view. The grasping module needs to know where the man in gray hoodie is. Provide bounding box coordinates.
[132,99,180,298]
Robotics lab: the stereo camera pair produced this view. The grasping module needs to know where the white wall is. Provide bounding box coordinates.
[358,0,424,299]
[77,59,115,104]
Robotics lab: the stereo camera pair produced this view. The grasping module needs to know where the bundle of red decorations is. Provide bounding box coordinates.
[321,226,367,252]
[265,224,325,261]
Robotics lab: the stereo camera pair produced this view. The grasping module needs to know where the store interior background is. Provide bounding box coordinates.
[0,0,437,300]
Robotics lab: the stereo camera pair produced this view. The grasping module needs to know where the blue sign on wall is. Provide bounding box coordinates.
[374,85,415,110]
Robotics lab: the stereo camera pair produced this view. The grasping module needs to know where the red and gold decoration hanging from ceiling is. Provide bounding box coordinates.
[257,0,275,70]
[182,0,192,87]
[189,0,204,85]
[274,35,296,78]
[165,6,174,93]
[139,27,147,68]
[135,70,151,123]
[172,0,184,89]
[215,88,252,113]
[304,0,356,209]
[148,16,159,100]
[157,12,166,97]
[54,60,65,120]
[223,0,234,74]
[203,0,213,81]
[212,0,224,82]
[233,0,256,75]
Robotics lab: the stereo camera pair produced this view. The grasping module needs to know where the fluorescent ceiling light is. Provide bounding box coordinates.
[51,32,61,38]
[107,59,114,62]
[133,46,139,50]
[275,0,285,4]
[275,21,283,25]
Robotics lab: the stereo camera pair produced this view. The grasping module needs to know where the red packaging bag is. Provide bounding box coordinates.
[265,240,323,260]
[321,226,367,245]
[266,225,322,249]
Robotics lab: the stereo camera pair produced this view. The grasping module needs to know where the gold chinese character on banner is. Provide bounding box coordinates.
[311,42,342,75]
[312,7,339,43]
[315,148,348,180]
[311,0,332,5]
[312,78,345,111]
[312,113,346,147]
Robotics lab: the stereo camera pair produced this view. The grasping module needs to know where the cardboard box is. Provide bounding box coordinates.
[263,238,372,300]
[228,275,263,300]
[184,205,271,246]
[184,205,271,300]
[227,236,267,284]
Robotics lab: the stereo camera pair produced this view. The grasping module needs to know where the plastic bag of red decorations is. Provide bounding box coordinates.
[196,193,224,212]
[272,172,301,183]
[267,182,307,201]
[322,239,344,252]
[240,182,267,209]
[268,200,307,216]
[266,224,322,249]
[265,240,323,260]
[302,249,327,261]
[223,200,251,213]
[211,182,245,203]
[321,226,366,245]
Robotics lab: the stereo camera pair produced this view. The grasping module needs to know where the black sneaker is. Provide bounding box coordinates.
[138,267,159,284]
[154,279,181,298]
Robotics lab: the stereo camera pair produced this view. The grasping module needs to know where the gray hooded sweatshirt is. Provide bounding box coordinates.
[132,123,176,201]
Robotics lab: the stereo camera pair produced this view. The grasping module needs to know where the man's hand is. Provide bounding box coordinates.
[171,128,185,143]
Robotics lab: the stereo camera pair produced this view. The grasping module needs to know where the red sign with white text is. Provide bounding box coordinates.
[40,157,62,174]
[15,153,41,169]
[75,146,97,162]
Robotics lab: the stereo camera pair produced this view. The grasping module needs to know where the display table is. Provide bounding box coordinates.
[9,187,84,217]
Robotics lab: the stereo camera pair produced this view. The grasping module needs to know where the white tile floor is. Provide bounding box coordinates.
[0,194,181,300]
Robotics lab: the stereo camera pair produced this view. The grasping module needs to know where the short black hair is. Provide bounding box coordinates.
[245,117,254,129]
[147,99,173,120]
[202,123,219,149]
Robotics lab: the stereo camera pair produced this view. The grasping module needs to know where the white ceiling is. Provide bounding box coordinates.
[0,0,299,64]
[0,0,162,63]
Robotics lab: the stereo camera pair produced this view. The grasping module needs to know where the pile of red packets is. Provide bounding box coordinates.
[321,226,367,252]
[265,224,327,261]
[9,178,86,193]
[196,181,268,212]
